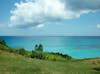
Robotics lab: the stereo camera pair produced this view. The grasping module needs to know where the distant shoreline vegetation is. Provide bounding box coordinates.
[0,40,72,61]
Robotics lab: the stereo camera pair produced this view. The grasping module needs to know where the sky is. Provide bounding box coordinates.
[0,0,100,36]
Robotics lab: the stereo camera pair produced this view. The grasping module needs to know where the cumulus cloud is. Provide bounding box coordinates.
[9,0,100,28]
[97,24,100,28]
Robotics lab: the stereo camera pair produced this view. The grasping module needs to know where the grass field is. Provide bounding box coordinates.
[0,50,100,74]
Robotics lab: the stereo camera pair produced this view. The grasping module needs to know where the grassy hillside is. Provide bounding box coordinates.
[0,40,100,74]
[0,50,100,74]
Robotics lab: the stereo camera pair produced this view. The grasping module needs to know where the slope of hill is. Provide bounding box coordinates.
[0,50,100,74]
[0,40,100,74]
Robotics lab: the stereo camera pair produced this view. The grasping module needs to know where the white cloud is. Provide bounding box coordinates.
[36,24,44,28]
[97,24,100,28]
[9,0,67,28]
[9,0,100,28]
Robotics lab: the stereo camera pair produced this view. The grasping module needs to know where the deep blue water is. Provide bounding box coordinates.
[0,36,100,59]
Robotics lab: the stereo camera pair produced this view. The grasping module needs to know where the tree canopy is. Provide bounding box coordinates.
[35,44,43,52]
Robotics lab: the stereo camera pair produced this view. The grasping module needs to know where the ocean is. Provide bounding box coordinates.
[0,36,100,59]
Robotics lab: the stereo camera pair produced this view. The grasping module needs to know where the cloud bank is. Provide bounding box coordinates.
[9,0,100,28]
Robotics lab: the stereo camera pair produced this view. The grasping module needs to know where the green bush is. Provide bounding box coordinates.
[18,48,26,56]
[0,40,7,46]
[0,40,16,52]
[0,44,8,50]
[50,52,72,60]
[31,51,45,59]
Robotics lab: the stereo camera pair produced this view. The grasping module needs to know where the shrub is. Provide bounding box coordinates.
[31,51,45,59]
[0,44,9,51]
[18,48,26,56]
[0,40,7,46]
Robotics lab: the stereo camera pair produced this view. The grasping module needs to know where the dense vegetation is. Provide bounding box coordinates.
[0,40,100,74]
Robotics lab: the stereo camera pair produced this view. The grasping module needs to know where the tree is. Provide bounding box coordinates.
[34,44,43,52]
[18,48,26,56]
[35,44,38,50]
[39,44,43,51]
[37,44,43,51]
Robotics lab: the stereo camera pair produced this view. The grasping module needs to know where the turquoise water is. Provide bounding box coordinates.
[0,36,100,59]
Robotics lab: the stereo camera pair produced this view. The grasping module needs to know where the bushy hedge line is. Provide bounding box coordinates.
[30,51,72,61]
[31,51,45,59]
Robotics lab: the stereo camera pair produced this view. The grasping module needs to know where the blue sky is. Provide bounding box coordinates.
[0,0,100,36]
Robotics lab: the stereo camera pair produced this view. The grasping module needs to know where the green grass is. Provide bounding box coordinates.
[0,50,100,74]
